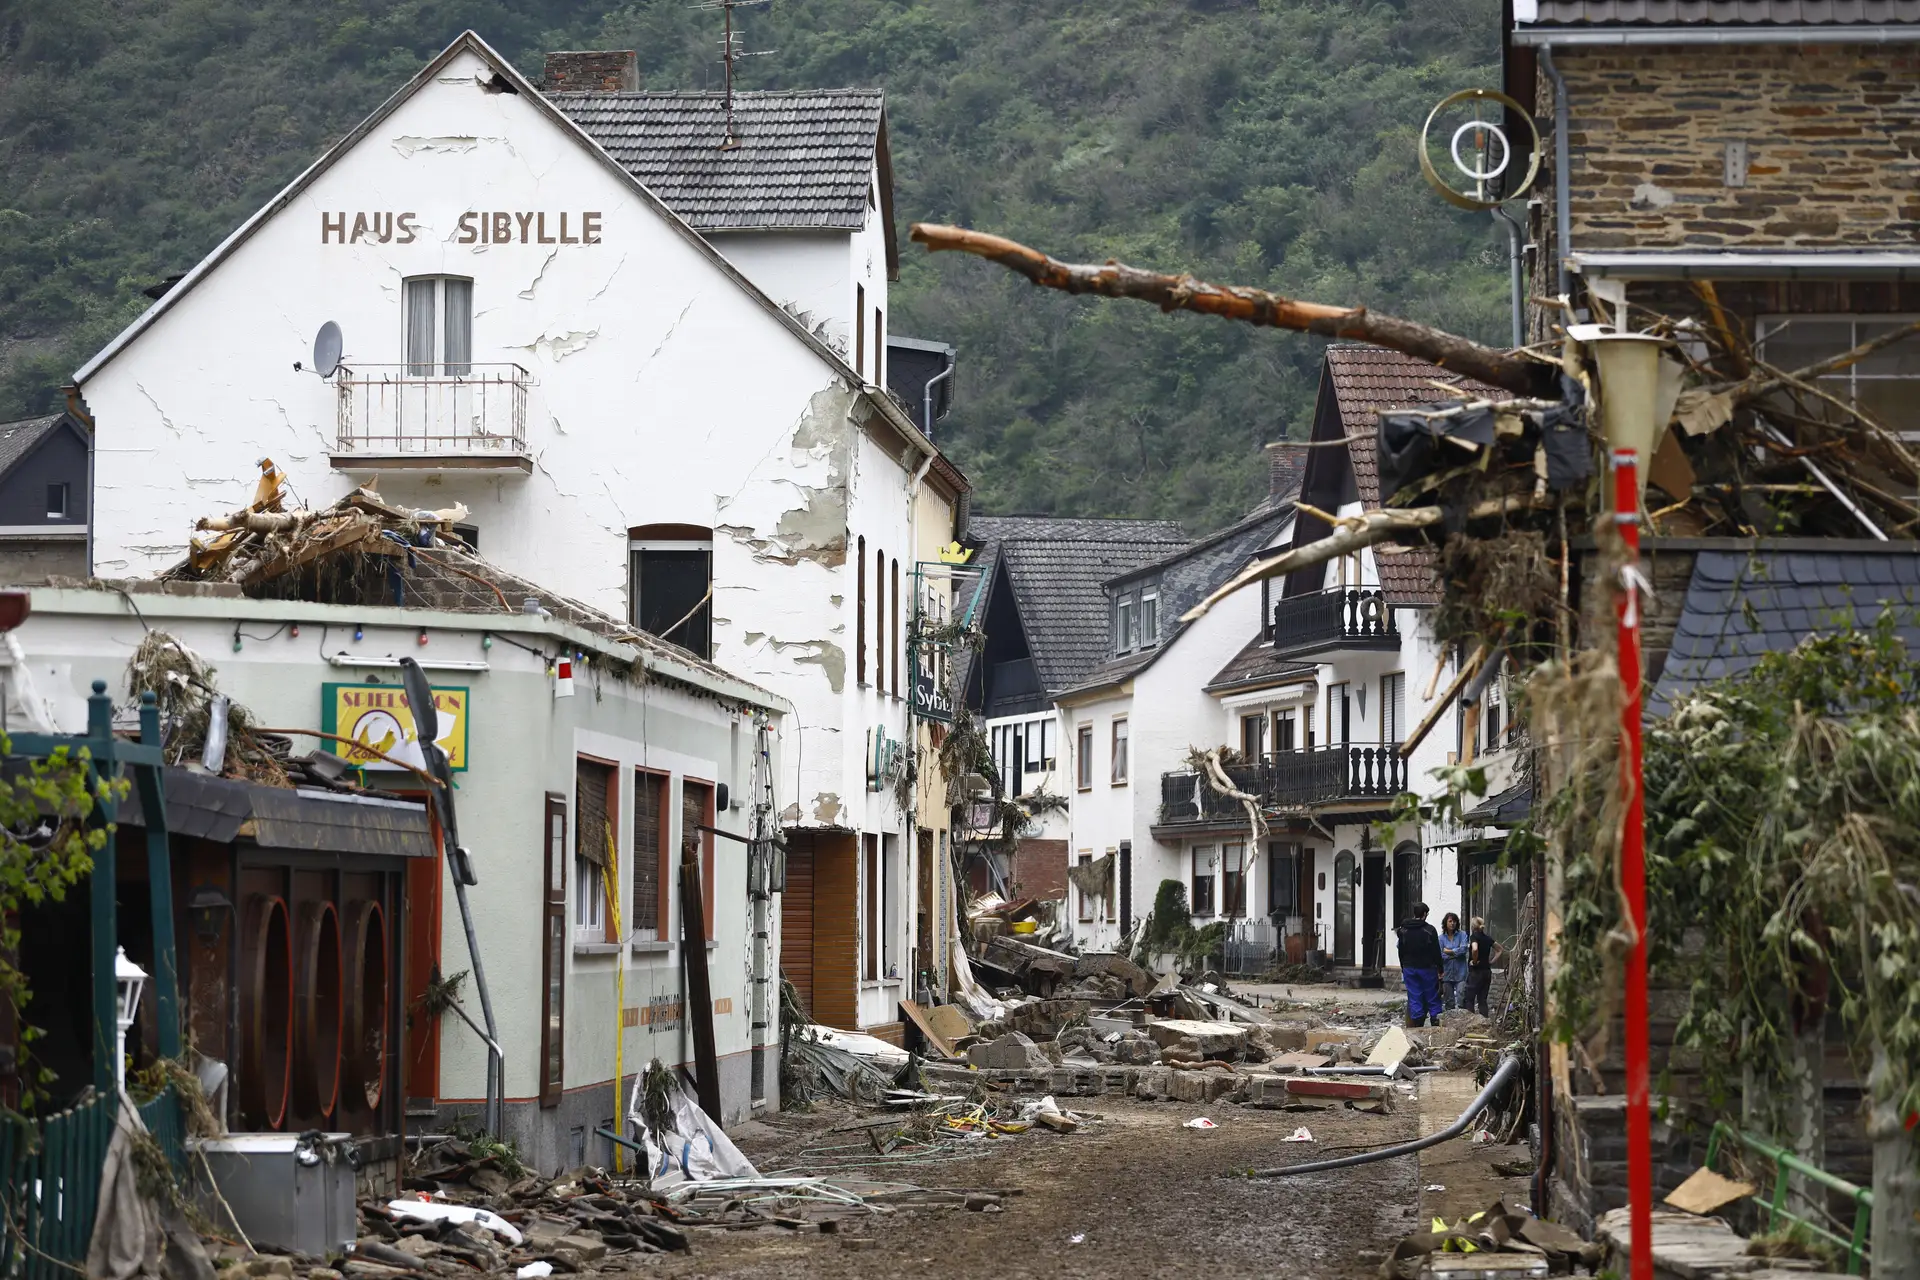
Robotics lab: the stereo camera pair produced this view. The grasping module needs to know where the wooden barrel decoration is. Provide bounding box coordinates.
[292,901,343,1121]
[341,900,389,1115]
[238,896,293,1129]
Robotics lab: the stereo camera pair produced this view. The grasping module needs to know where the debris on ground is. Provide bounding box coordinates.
[1379,1199,1601,1279]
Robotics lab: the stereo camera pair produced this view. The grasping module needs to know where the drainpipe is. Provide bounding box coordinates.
[63,386,94,577]
[923,358,955,442]
[1540,45,1572,299]
[1491,206,1526,349]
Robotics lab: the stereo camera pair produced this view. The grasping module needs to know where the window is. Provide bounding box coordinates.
[1757,316,1919,437]
[682,779,716,938]
[1222,843,1246,918]
[890,557,901,700]
[855,285,867,378]
[46,483,68,519]
[404,276,473,376]
[631,770,668,942]
[1191,846,1217,918]
[575,759,616,941]
[1077,853,1095,922]
[1139,588,1159,647]
[1027,718,1055,774]
[875,308,885,384]
[1305,707,1317,752]
[1115,593,1137,652]
[539,793,567,1107]
[1328,682,1352,747]
[857,536,867,685]
[1076,724,1094,790]
[1240,714,1267,761]
[629,525,713,659]
[881,833,901,978]
[1484,668,1506,751]
[1381,672,1406,748]
[1111,719,1129,784]
[1273,708,1297,753]
[875,545,887,692]
[1106,848,1118,922]
[864,833,880,980]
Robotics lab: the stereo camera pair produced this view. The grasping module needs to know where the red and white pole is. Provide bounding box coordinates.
[1613,447,1652,1280]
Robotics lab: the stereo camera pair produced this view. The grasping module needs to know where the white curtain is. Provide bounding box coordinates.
[442,278,472,375]
[405,278,436,375]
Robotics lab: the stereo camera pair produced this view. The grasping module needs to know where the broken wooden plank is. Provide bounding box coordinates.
[898,999,960,1059]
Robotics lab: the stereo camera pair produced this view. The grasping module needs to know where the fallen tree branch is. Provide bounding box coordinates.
[1719,318,1920,404]
[1180,494,1545,622]
[909,224,1554,398]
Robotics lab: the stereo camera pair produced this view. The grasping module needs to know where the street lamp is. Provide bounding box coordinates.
[115,947,148,1097]
[1584,328,1673,1280]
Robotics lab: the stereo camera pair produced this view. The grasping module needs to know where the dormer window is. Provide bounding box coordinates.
[1112,581,1161,654]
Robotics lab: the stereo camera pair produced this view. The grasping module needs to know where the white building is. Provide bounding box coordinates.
[70,33,965,1052]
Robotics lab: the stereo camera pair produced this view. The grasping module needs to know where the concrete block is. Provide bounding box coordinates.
[1169,1071,1211,1104]
[968,1031,1050,1071]
[1144,1019,1248,1059]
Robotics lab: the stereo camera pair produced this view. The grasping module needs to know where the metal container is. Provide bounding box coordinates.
[190,1132,358,1258]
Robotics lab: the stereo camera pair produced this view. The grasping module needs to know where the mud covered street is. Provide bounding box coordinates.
[649,1096,1421,1279]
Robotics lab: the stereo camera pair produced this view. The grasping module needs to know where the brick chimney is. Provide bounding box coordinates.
[1265,441,1307,501]
[541,51,640,93]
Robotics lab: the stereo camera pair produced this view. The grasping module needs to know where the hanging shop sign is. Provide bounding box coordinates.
[321,683,470,772]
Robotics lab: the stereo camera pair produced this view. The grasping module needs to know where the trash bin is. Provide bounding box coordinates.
[190,1132,359,1257]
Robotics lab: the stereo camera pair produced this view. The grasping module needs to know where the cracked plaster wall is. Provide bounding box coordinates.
[80,47,921,844]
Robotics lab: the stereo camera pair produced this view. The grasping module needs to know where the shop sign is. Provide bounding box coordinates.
[321,682,469,772]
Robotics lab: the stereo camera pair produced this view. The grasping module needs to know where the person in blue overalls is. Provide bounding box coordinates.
[1394,902,1444,1028]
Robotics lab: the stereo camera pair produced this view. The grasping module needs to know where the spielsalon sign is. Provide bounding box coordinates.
[320,210,606,245]
[321,682,470,772]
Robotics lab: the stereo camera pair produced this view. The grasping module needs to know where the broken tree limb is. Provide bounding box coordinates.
[1181,494,1546,622]
[1400,644,1488,761]
[909,224,1554,398]
[1196,746,1267,843]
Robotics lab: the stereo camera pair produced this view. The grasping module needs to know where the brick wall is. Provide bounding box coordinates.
[1546,44,1920,252]
[541,51,640,94]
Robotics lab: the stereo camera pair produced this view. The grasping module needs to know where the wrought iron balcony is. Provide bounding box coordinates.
[333,364,531,470]
[1267,587,1399,657]
[1158,746,1408,824]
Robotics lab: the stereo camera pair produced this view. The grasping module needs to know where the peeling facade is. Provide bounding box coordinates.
[73,33,962,1054]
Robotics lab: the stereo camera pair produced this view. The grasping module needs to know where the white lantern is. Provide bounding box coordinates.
[114,946,148,1096]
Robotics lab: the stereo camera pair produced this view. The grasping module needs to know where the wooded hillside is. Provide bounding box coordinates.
[0,0,1504,531]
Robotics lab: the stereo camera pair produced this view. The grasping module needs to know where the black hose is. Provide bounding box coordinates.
[1249,1054,1523,1178]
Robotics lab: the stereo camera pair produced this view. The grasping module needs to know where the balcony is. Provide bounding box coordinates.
[1268,588,1399,658]
[332,364,531,472]
[1158,747,1408,824]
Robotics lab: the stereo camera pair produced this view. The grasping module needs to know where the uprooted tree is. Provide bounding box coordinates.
[914,222,1920,1264]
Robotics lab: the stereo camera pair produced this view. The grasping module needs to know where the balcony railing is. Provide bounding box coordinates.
[1268,587,1399,655]
[1158,746,1408,823]
[334,364,530,464]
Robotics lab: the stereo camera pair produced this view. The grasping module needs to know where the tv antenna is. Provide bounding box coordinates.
[693,0,775,149]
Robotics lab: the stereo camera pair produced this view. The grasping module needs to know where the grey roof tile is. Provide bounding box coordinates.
[0,414,62,478]
[1205,636,1319,693]
[550,90,885,230]
[1648,547,1920,713]
[1526,1,1920,23]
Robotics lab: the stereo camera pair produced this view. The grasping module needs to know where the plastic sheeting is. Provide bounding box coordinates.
[625,1070,757,1190]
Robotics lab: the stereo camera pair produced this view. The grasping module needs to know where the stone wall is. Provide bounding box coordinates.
[1548,44,1920,251]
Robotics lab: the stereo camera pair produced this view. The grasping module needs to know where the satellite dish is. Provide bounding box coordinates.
[313,322,344,378]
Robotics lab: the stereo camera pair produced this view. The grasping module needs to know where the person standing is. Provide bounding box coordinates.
[1463,915,1503,1017]
[1393,902,1443,1027]
[1438,912,1470,1011]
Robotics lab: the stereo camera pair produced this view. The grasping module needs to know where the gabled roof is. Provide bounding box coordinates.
[1205,636,1318,696]
[0,414,65,478]
[551,90,900,278]
[1649,547,1920,714]
[68,33,940,467]
[1318,346,1501,607]
[1519,0,1920,23]
[964,516,1188,699]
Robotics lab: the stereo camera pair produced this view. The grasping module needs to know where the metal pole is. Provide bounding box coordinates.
[138,693,181,1060]
[1614,448,1652,1280]
[87,679,118,1096]
[1491,205,1526,349]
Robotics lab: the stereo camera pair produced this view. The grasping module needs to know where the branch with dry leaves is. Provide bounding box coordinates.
[910,224,1556,398]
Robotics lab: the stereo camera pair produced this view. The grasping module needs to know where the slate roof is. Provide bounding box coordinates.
[1648,548,1920,714]
[1205,636,1319,694]
[1324,346,1500,607]
[0,414,62,478]
[964,516,1189,699]
[1521,0,1920,22]
[551,90,887,232]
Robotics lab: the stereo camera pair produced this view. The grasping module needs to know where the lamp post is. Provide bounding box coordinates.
[1585,331,1668,1280]
[114,947,148,1098]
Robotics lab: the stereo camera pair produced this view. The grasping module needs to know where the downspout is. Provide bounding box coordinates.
[63,385,94,576]
[923,358,955,443]
[1490,206,1526,349]
[1540,45,1572,299]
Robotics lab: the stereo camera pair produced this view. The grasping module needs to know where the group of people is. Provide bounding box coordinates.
[1392,903,1502,1028]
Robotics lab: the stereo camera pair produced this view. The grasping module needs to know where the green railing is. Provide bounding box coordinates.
[1704,1120,1873,1275]
[0,1088,184,1278]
